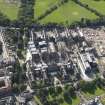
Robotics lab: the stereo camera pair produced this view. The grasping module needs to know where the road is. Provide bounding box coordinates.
[76,91,88,104]
[97,58,105,79]
[0,27,9,59]
[28,101,37,105]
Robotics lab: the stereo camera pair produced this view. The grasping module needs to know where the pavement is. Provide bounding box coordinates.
[0,28,9,59]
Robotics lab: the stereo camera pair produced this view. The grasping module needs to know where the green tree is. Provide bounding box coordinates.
[56,86,62,94]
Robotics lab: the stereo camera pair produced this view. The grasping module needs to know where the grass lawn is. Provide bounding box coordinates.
[61,97,80,105]
[83,87,105,99]
[34,0,60,19]
[39,0,98,25]
[34,96,43,105]
[34,89,81,105]
[101,99,105,105]
[81,0,105,15]
[0,0,19,20]
[47,92,80,105]
[100,93,105,104]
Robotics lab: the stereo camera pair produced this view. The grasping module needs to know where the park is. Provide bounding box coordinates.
[0,0,105,25]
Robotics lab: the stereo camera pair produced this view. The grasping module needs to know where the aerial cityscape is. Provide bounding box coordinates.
[0,0,105,105]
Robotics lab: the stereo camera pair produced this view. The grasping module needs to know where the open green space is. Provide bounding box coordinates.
[101,99,105,105]
[34,96,43,105]
[0,0,19,20]
[81,0,105,15]
[34,0,60,19]
[0,0,105,25]
[82,87,105,99]
[47,94,81,105]
[39,0,98,25]
[61,97,80,105]
[35,94,81,105]
[34,86,81,105]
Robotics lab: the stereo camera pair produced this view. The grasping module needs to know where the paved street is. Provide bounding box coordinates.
[0,27,9,59]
